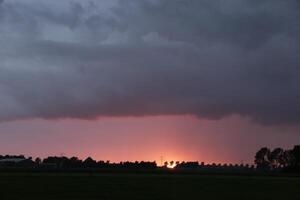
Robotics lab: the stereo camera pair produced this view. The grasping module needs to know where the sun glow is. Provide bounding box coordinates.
[167,162,177,168]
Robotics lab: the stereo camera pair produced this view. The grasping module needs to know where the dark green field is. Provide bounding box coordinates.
[0,173,300,200]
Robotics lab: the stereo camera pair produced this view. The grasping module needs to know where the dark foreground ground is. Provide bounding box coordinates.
[0,172,300,200]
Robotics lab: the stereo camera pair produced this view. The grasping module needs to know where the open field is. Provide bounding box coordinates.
[0,173,300,200]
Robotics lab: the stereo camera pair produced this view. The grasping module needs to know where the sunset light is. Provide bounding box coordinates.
[167,162,177,169]
[1,0,300,199]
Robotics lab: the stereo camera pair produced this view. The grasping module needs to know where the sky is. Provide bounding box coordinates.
[1,0,300,164]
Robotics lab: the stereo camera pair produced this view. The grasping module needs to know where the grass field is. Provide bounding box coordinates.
[0,173,300,200]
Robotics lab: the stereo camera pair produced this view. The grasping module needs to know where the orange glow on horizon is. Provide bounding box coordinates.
[4,115,295,165]
[167,162,177,168]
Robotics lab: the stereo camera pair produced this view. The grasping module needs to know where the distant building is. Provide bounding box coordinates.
[0,158,27,163]
[0,158,35,167]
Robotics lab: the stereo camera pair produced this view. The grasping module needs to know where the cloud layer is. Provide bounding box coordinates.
[1,0,300,124]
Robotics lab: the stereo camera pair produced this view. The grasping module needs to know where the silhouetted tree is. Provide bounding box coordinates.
[255,147,271,170]
[170,161,174,166]
[279,150,294,168]
[83,157,97,168]
[35,157,42,165]
[164,161,169,168]
[291,145,300,168]
[254,145,300,172]
[68,157,82,168]
[175,161,199,169]
[268,148,284,169]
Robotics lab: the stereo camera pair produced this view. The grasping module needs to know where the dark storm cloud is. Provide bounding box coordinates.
[1,0,300,124]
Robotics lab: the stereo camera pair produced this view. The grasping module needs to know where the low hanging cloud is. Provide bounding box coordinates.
[1,0,300,125]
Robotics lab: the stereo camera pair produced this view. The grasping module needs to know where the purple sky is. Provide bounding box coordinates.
[1,115,300,164]
[1,0,300,164]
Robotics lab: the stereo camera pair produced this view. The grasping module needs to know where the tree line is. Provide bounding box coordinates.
[0,145,299,173]
[255,145,300,172]
[0,155,157,169]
